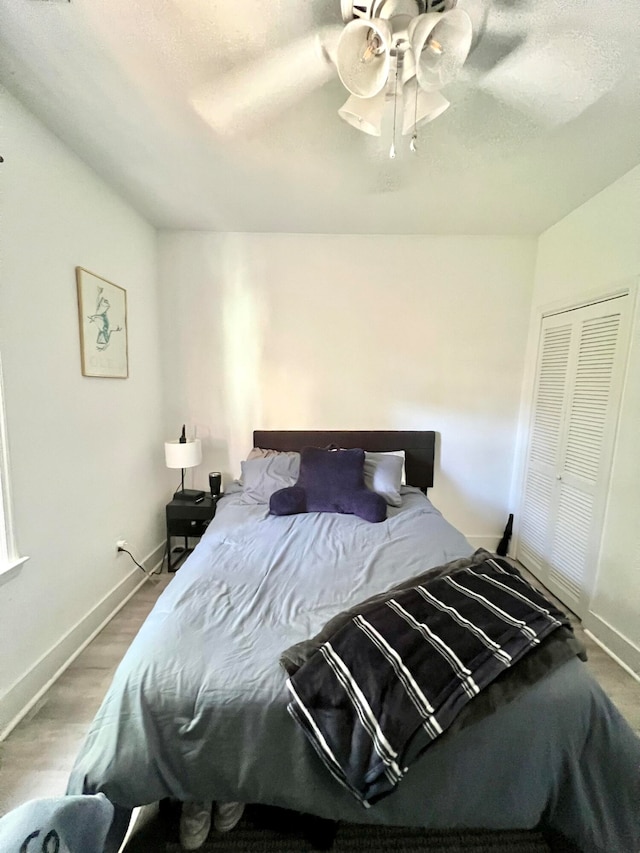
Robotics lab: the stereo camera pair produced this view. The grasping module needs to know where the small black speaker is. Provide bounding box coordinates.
[209,472,222,498]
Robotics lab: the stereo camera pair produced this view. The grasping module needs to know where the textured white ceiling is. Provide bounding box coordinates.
[1,0,639,234]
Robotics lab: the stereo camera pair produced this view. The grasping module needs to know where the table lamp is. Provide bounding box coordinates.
[165,425,204,501]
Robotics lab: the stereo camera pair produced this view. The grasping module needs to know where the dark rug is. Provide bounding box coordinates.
[126,801,556,852]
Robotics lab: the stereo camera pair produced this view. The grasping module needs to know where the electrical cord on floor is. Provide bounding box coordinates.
[117,546,161,582]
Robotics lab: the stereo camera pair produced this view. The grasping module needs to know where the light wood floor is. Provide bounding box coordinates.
[1,566,639,821]
[0,574,171,816]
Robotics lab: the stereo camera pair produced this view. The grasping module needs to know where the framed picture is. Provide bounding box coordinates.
[76,267,128,378]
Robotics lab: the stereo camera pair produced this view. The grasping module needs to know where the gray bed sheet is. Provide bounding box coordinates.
[68,490,640,853]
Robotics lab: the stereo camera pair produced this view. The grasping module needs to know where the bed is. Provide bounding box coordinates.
[67,430,640,853]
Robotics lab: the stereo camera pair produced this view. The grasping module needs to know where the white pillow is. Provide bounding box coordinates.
[239,454,300,504]
[364,451,405,507]
[367,450,406,483]
[383,449,406,484]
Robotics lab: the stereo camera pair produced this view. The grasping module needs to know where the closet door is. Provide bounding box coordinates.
[518,316,573,577]
[517,295,630,616]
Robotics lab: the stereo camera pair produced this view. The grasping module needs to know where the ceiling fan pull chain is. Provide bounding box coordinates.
[389,54,401,159]
[410,70,419,153]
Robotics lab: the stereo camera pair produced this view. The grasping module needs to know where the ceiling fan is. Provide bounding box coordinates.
[334,0,472,152]
[189,0,628,150]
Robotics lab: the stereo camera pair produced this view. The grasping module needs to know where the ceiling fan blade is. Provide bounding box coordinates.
[455,0,529,87]
[476,30,627,127]
[464,31,527,75]
[191,26,342,136]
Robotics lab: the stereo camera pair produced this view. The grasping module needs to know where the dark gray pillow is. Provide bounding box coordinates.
[269,447,387,524]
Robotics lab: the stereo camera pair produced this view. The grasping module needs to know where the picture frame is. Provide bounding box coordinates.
[76,267,128,379]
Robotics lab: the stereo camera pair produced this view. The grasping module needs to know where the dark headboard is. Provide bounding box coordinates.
[252,430,436,491]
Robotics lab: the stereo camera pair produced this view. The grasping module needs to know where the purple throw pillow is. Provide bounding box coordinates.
[269,447,387,523]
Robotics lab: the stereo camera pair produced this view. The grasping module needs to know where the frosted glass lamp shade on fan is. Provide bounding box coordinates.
[165,437,203,501]
[408,9,472,92]
[402,82,449,134]
[338,90,387,135]
[336,18,393,98]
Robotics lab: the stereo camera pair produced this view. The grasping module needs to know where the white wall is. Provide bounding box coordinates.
[0,87,169,733]
[158,232,536,544]
[518,164,640,674]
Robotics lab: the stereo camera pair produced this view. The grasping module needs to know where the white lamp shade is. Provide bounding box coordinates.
[408,9,472,92]
[336,17,393,98]
[164,438,202,469]
[402,81,449,134]
[338,90,387,136]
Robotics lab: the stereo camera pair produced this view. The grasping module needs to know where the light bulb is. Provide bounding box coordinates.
[427,37,443,56]
[361,30,383,64]
[389,142,396,159]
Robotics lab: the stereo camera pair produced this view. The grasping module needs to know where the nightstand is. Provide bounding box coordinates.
[166,495,218,572]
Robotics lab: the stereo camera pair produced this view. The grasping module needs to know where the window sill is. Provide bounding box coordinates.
[0,555,29,586]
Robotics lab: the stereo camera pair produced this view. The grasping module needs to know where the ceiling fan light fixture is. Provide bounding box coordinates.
[341,0,387,22]
[408,8,472,91]
[338,91,387,135]
[402,81,449,134]
[336,17,393,97]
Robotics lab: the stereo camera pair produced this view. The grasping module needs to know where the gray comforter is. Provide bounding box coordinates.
[68,489,640,853]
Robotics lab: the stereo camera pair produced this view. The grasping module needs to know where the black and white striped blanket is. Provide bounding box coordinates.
[286,557,571,805]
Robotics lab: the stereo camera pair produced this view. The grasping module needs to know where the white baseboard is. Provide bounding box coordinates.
[465,535,498,551]
[0,541,165,741]
[583,612,640,683]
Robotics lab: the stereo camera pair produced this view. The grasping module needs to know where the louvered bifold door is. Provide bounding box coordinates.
[517,318,573,577]
[546,297,630,615]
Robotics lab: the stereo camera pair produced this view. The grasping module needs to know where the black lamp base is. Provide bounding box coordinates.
[173,488,205,502]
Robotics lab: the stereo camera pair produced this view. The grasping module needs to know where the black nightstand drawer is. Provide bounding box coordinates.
[168,517,210,538]
[167,503,213,521]
[166,495,218,571]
